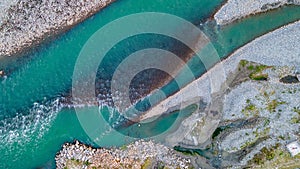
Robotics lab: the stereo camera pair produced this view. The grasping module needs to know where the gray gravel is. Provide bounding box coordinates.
[0,0,18,25]
[221,66,300,166]
[0,0,114,57]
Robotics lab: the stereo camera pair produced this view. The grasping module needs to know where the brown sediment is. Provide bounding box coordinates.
[60,43,197,109]
[126,41,199,104]
[68,30,209,107]
[127,31,211,105]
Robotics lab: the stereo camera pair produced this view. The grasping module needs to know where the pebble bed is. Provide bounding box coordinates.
[0,0,18,25]
[55,140,192,169]
[221,65,300,165]
[214,0,300,25]
[0,0,114,57]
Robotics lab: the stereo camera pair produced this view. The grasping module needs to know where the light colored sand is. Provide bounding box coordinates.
[214,0,300,25]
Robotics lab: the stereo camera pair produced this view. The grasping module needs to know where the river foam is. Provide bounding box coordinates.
[0,98,60,144]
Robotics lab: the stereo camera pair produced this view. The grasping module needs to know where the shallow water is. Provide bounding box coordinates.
[0,0,299,168]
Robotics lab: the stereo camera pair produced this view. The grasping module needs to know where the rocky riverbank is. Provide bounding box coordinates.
[55,140,193,169]
[0,0,114,57]
[213,60,300,168]
[134,20,300,168]
[142,20,300,147]
[214,0,300,25]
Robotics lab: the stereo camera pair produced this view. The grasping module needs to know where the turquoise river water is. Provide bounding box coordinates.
[0,0,299,168]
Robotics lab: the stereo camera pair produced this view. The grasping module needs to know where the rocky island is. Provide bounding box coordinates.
[56,140,193,169]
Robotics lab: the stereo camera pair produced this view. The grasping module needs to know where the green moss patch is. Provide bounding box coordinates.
[238,60,272,81]
[266,100,286,112]
[250,73,268,81]
[250,144,280,165]
[242,104,259,117]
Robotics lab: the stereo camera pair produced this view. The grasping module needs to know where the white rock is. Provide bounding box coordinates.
[287,141,300,157]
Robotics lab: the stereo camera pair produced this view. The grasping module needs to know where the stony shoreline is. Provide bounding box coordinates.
[55,140,193,169]
[141,20,300,137]
[214,0,300,25]
[0,0,115,57]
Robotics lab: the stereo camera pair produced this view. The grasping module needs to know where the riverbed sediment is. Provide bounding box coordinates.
[0,0,114,57]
